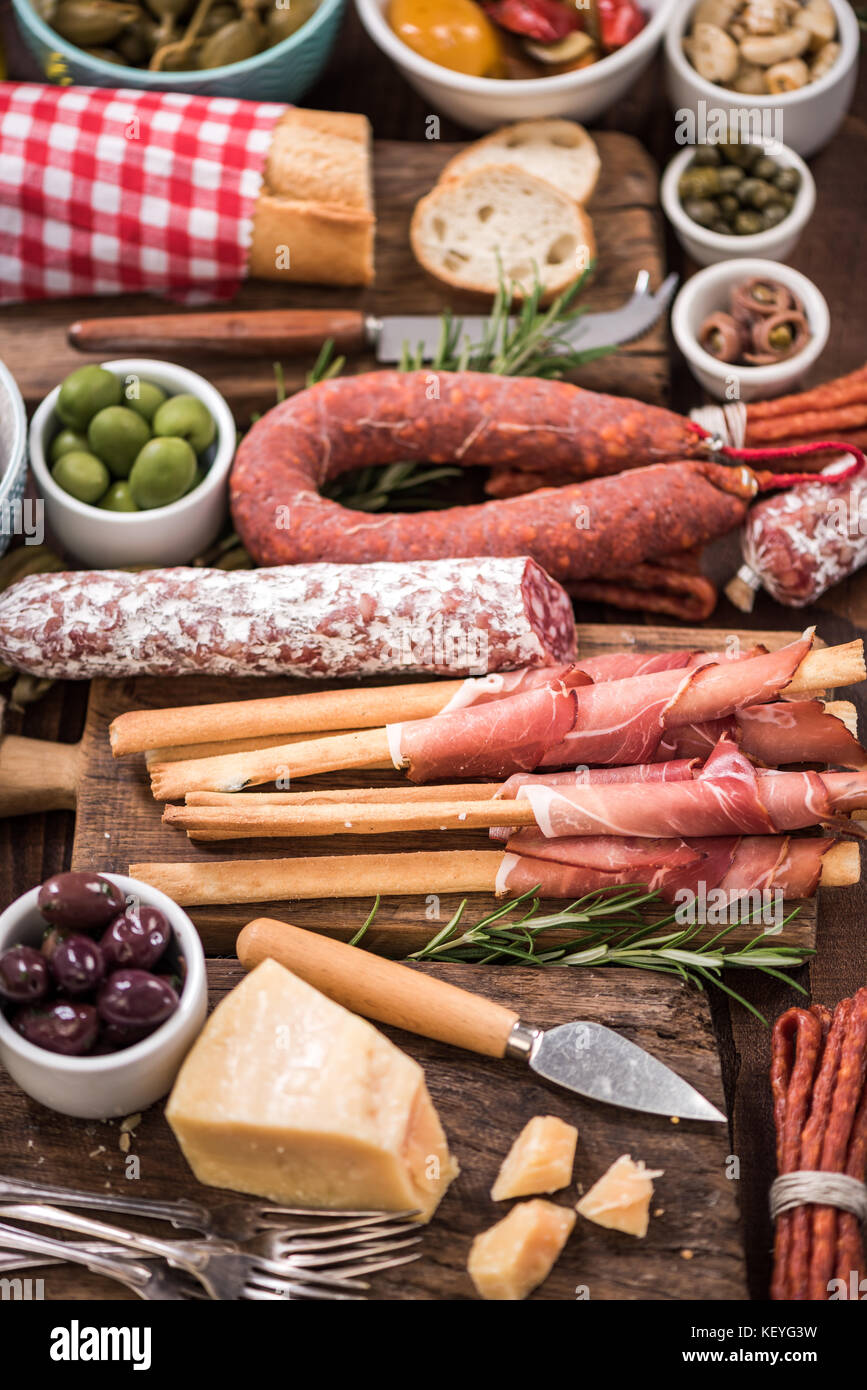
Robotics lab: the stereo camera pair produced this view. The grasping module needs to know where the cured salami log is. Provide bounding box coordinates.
[0,558,576,681]
[229,371,754,590]
[732,463,867,608]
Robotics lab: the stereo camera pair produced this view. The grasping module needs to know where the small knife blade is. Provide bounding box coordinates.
[508,1020,726,1124]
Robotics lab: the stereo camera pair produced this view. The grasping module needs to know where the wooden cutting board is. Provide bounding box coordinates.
[70,623,822,953]
[0,960,747,1302]
[0,133,668,419]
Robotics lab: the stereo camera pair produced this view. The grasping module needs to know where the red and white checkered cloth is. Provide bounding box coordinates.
[0,82,288,304]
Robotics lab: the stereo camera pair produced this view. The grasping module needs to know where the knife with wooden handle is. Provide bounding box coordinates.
[68,309,370,358]
[236,916,727,1122]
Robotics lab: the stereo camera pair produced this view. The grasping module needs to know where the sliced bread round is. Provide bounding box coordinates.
[410,164,596,301]
[438,120,601,207]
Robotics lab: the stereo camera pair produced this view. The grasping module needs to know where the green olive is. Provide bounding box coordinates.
[690,145,721,167]
[679,167,721,200]
[56,365,122,430]
[50,428,89,462]
[87,406,152,478]
[773,167,801,195]
[152,394,215,454]
[762,203,789,228]
[52,450,110,504]
[124,379,167,422]
[183,464,205,495]
[717,165,745,192]
[734,209,764,235]
[683,197,719,229]
[129,437,197,508]
[99,481,140,511]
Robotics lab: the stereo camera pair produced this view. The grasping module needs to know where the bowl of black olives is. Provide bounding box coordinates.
[0,871,207,1118]
[661,138,815,268]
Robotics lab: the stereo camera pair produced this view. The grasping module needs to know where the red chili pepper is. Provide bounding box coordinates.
[595,0,646,50]
[482,0,580,43]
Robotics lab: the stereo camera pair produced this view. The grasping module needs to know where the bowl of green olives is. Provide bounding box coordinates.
[661,138,815,267]
[29,358,236,567]
[12,0,345,102]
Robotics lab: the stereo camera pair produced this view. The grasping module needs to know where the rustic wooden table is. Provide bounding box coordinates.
[0,5,866,1301]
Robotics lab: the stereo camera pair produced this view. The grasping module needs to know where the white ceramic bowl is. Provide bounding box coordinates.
[664,0,859,159]
[0,874,207,1120]
[29,359,236,568]
[661,138,815,267]
[671,258,829,401]
[356,0,678,130]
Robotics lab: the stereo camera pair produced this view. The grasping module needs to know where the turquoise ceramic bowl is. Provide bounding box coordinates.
[12,0,346,101]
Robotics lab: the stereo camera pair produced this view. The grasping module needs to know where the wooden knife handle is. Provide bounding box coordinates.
[68,309,368,358]
[0,736,79,816]
[236,916,520,1058]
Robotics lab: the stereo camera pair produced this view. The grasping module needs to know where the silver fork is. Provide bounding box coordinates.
[0,1219,200,1301]
[0,1174,413,1243]
[0,1202,420,1299]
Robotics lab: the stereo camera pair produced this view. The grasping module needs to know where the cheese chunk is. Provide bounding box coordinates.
[491,1115,578,1201]
[575,1154,663,1238]
[468,1200,575,1300]
[166,959,458,1222]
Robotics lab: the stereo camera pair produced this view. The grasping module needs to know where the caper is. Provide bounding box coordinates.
[679,167,722,201]
[778,191,795,211]
[720,142,760,169]
[717,165,745,192]
[752,156,778,181]
[773,167,801,195]
[718,194,739,220]
[690,145,721,167]
[762,203,789,228]
[768,324,794,351]
[683,197,719,229]
[710,220,731,236]
[116,14,158,60]
[734,210,764,235]
[198,15,263,66]
[52,0,141,45]
[751,283,775,303]
[740,178,774,210]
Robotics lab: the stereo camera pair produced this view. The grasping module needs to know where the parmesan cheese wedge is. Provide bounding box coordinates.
[166,959,459,1222]
[575,1154,663,1238]
[468,1199,576,1301]
[491,1115,578,1201]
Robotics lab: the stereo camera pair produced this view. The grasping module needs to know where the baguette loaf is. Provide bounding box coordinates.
[248,108,375,286]
[439,120,601,206]
[410,165,596,301]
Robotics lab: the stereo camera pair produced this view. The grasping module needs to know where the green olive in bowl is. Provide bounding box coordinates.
[51,451,110,505]
[126,381,167,424]
[50,428,89,463]
[56,366,122,432]
[87,406,152,478]
[129,437,197,510]
[152,395,216,455]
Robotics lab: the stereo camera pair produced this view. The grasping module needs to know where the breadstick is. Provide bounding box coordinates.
[146,729,364,766]
[112,682,464,757]
[185,783,503,806]
[784,641,865,695]
[164,798,536,840]
[129,840,859,905]
[150,728,392,801]
[129,850,504,904]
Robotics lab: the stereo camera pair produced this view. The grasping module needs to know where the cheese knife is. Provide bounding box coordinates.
[67,271,678,361]
[236,916,726,1124]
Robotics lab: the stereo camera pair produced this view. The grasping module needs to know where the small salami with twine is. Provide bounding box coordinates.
[770,988,867,1301]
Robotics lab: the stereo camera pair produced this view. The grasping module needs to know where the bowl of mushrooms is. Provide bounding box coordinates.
[671,258,829,400]
[664,0,860,158]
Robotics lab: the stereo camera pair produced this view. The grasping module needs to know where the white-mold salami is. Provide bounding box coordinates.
[0,558,576,681]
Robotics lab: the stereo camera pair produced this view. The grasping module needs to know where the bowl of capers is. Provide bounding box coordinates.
[661,137,815,266]
[12,0,345,101]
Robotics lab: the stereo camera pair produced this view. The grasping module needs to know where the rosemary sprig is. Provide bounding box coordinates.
[350,885,812,1024]
[315,267,613,512]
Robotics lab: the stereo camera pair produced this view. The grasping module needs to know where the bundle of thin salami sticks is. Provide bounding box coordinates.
[771,988,867,1301]
[106,631,867,912]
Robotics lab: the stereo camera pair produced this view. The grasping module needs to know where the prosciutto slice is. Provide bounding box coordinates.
[517,735,867,838]
[658,700,867,769]
[537,633,814,767]
[496,835,839,902]
[496,758,698,798]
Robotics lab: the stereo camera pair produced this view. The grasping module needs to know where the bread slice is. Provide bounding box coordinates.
[439,120,601,207]
[410,165,596,301]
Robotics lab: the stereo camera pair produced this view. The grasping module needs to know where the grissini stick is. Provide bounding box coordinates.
[148,641,867,800]
[164,798,537,839]
[128,840,860,906]
[145,729,364,767]
[111,682,464,757]
[184,782,503,806]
